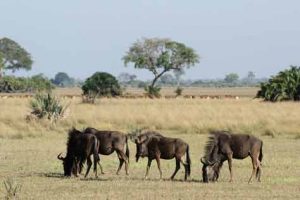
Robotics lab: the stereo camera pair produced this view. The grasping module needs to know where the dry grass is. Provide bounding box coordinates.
[0,133,299,199]
[1,97,300,138]
[0,97,300,199]
[52,86,259,97]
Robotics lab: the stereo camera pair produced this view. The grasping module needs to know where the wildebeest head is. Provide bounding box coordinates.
[201,157,221,182]
[201,132,224,183]
[57,128,82,176]
[134,135,151,162]
[57,153,75,176]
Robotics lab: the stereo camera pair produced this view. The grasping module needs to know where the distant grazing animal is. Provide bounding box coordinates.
[83,127,129,175]
[57,128,100,178]
[201,131,263,183]
[134,132,191,180]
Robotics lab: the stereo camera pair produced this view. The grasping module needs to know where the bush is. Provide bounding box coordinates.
[144,86,161,98]
[82,72,122,100]
[256,66,300,101]
[174,87,183,96]
[0,75,54,93]
[29,93,69,122]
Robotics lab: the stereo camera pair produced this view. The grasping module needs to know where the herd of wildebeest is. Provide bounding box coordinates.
[57,127,263,183]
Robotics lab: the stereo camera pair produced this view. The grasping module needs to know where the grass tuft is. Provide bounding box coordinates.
[3,177,22,200]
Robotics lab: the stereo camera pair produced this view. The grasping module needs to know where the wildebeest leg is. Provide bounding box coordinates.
[248,154,259,183]
[97,162,105,174]
[227,153,233,182]
[116,157,125,175]
[180,159,188,181]
[155,156,162,180]
[116,150,129,175]
[84,157,92,178]
[145,158,152,179]
[256,161,262,182]
[72,158,79,177]
[170,159,180,180]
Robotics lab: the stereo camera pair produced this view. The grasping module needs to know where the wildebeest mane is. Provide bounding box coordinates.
[66,128,82,155]
[203,130,231,161]
[203,133,216,160]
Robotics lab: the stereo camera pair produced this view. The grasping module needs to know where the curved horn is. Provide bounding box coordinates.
[57,153,65,161]
[201,157,207,165]
[201,157,216,165]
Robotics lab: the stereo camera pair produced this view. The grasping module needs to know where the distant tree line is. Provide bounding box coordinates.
[0,74,53,93]
[117,71,266,88]
[50,72,82,87]
[2,36,299,103]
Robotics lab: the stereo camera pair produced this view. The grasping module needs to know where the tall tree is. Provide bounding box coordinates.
[0,37,33,78]
[224,73,239,83]
[123,38,199,90]
[246,71,255,82]
[52,72,74,87]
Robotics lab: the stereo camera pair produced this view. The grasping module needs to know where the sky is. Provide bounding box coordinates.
[1,0,300,80]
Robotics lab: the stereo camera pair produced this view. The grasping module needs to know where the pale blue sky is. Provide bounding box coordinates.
[1,0,300,80]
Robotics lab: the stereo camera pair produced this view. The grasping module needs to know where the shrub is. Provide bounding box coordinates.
[29,93,69,122]
[144,86,161,98]
[174,87,183,96]
[82,72,122,101]
[0,75,54,93]
[256,66,300,101]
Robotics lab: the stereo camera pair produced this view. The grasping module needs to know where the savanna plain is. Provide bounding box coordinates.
[0,89,300,199]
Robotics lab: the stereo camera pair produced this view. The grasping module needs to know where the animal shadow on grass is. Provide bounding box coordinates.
[128,177,201,183]
[80,177,110,182]
[39,172,64,179]
[39,172,110,181]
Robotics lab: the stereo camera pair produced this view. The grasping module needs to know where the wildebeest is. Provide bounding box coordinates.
[134,131,191,180]
[83,127,130,175]
[57,128,100,178]
[201,131,263,183]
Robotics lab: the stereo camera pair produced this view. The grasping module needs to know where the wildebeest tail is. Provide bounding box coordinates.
[93,137,100,172]
[125,135,130,163]
[186,144,191,177]
[259,141,263,163]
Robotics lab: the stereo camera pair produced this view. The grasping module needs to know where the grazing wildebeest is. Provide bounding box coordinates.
[201,131,263,183]
[83,127,129,175]
[134,132,191,180]
[57,128,100,178]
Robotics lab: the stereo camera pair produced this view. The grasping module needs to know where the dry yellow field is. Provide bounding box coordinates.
[0,97,300,199]
[51,87,259,97]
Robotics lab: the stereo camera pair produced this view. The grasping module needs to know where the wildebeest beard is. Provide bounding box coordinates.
[201,141,225,182]
[135,144,148,162]
[202,159,223,183]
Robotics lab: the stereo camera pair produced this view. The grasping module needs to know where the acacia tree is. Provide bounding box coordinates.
[0,37,33,78]
[123,38,199,96]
